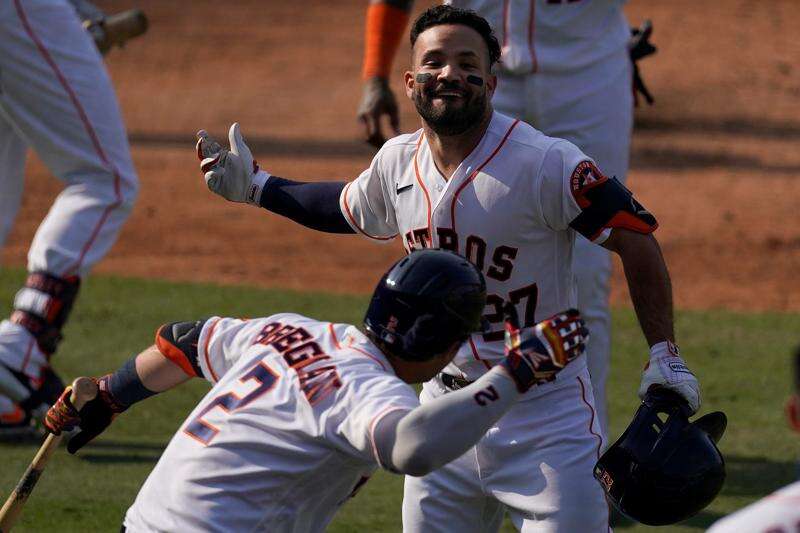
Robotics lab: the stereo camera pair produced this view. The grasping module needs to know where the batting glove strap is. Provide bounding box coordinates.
[43,387,80,435]
[638,341,701,414]
[95,374,130,414]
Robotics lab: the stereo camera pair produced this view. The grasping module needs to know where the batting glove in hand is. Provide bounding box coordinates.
[638,341,701,415]
[44,375,127,453]
[499,304,589,393]
[196,123,270,206]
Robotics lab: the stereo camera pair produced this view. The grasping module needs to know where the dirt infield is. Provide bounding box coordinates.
[3,0,799,311]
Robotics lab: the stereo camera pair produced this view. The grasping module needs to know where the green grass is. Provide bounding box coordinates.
[0,268,798,532]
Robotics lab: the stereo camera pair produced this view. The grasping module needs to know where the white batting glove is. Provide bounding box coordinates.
[638,341,701,414]
[196,123,270,205]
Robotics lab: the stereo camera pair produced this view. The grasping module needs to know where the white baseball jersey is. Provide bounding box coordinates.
[445,0,630,75]
[443,0,635,438]
[341,111,604,381]
[707,480,800,533]
[124,313,420,533]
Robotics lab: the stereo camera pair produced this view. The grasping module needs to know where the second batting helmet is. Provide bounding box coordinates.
[594,387,726,526]
[364,249,487,361]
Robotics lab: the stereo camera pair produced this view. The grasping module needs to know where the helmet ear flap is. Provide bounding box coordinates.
[692,411,727,444]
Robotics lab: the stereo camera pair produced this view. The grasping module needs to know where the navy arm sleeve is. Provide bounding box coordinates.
[259,176,356,234]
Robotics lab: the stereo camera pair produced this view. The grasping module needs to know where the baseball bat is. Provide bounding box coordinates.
[0,377,98,532]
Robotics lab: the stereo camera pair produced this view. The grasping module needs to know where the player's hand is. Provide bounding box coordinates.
[357,77,400,149]
[499,304,589,393]
[44,375,128,453]
[196,123,270,206]
[638,341,700,415]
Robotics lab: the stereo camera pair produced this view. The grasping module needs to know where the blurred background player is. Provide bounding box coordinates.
[44,249,588,532]
[0,0,139,433]
[356,0,655,437]
[706,346,800,532]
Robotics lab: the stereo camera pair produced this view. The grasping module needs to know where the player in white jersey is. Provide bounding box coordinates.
[706,346,800,533]
[357,0,656,437]
[44,249,590,532]
[0,0,139,432]
[195,6,698,530]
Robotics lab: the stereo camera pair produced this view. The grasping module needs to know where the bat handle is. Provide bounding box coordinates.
[0,378,98,531]
[69,377,99,411]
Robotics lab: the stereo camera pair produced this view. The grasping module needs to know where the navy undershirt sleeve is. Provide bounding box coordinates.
[259,176,356,234]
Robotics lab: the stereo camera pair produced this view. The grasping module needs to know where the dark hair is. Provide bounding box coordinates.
[410,5,501,67]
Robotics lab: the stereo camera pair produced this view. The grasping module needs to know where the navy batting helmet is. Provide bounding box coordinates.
[594,387,726,526]
[364,249,486,361]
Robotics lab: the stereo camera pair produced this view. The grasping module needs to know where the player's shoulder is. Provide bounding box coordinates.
[707,480,800,532]
[376,130,423,160]
[491,112,586,163]
[329,326,393,373]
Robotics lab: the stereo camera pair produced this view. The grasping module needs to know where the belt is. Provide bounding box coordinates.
[439,373,474,391]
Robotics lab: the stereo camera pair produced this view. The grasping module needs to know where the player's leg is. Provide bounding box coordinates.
[531,51,634,438]
[487,367,609,532]
[402,382,505,533]
[0,0,138,415]
[0,117,26,250]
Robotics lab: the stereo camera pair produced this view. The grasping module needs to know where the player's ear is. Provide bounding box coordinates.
[404,70,415,98]
[785,394,800,433]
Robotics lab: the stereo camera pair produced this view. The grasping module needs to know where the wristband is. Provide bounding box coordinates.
[247,170,272,206]
[107,356,156,408]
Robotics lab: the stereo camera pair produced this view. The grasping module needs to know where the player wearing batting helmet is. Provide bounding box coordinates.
[195,6,697,531]
[44,249,589,532]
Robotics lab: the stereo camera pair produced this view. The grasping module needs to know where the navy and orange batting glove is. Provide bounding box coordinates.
[499,304,589,393]
[43,386,81,435]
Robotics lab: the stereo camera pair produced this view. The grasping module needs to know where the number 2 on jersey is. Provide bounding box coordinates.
[184,361,279,445]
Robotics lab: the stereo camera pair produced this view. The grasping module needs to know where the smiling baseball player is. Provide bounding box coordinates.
[44,249,589,532]
[195,6,698,531]
[357,0,656,439]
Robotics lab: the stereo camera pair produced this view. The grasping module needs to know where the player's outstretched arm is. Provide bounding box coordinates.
[357,0,414,148]
[196,124,355,233]
[602,229,701,413]
[373,308,587,476]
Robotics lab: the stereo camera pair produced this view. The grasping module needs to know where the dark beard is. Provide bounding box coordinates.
[413,85,488,136]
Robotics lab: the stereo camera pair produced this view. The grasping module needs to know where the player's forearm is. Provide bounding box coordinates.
[606,229,674,346]
[380,368,519,476]
[134,345,194,392]
[259,177,355,234]
[363,1,414,80]
[102,345,192,408]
